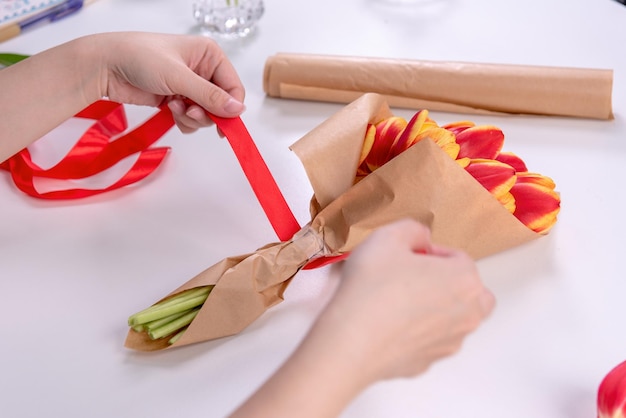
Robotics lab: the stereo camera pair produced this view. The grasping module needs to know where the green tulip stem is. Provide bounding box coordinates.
[148,308,200,340]
[128,286,212,327]
[168,328,187,345]
[144,310,191,332]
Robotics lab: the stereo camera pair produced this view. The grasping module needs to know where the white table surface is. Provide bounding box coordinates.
[1,0,625,417]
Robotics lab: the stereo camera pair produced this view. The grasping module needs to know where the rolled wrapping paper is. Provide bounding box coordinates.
[125,93,540,351]
[263,53,614,120]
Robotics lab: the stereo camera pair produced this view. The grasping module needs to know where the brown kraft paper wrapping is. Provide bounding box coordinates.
[263,53,614,120]
[125,93,539,351]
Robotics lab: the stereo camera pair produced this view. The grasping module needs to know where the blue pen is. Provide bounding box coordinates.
[0,0,85,43]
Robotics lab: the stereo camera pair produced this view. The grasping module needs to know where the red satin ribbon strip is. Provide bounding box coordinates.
[208,113,349,269]
[1,99,346,266]
[0,100,170,199]
[208,114,300,242]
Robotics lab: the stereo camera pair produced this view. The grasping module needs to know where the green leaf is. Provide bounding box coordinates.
[0,53,30,67]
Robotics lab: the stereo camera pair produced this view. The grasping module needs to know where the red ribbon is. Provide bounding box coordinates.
[1,99,347,267]
[0,101,170,199]
[208,114,348,269]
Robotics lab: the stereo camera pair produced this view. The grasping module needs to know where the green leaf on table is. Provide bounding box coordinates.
[0,53,30,67]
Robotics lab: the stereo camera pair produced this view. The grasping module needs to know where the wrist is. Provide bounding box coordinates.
[290,305,381,398]
[231,312,375,418]
[70,34,110,104]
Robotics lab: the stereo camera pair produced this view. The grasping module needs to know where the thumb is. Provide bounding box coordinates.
[179,72,246,118]
[478,288,496,317]
[194,83,246,118]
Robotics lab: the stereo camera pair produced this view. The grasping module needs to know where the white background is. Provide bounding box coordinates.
[1,0,625,417]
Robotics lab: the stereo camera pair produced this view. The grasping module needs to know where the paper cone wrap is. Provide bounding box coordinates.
[293,94,538,258]
[125,93,540,351]
[125,230,326,351]
[264,53,613,120]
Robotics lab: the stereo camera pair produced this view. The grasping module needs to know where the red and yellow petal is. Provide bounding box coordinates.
[516,171,556,189]
[358,124,377,166]
[455,157,471,168]
[366,116,407,171]
[438,140,461,160]
[498,191,516,214]
[415,128,459,160]
[443,120,475,136]
[456,125,505,160]
[496,151,528,172]
[510,172,561,234]
[357,113,560,235]
[389,110,430,157]
[464,159,517,201]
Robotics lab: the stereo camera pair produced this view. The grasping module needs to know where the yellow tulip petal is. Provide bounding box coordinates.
[439,141,461,160]
[498,191,516,214]
[455,157,471,168]
[358,124,377,166]
[416,128,459,160]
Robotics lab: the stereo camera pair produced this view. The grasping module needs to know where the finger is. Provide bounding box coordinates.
[185,104,215,126]
[428,243,460,257]
[168,99,212,133]
[210,57,246,103]
[187,36,245,103]
[379,218,433,254]
[181,70,245,118]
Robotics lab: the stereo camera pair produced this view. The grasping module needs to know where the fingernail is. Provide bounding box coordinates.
[186,106,204,120]
[223,98,245,114]
[167,99,186,115]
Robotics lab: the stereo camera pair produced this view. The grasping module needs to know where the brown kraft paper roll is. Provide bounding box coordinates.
[263,53,614,120]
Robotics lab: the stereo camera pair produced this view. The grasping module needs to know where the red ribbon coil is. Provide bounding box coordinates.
[1,99,346,267]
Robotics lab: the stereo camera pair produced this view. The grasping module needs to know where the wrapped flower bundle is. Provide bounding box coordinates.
[125,93,559,351]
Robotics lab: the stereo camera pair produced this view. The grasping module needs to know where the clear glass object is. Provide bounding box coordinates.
[192,0,264,39]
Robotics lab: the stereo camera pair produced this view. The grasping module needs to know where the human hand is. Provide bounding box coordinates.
[96,32,245,133]
[229,219,494,418]
[316,218,495,384]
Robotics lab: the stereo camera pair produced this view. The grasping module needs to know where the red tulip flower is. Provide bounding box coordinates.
[598,360,626,418]
[509,172,560,234]
[357,110,561,234]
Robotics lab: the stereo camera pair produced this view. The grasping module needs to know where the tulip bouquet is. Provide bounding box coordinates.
[125,93,558,351]
[356,109,560,234]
